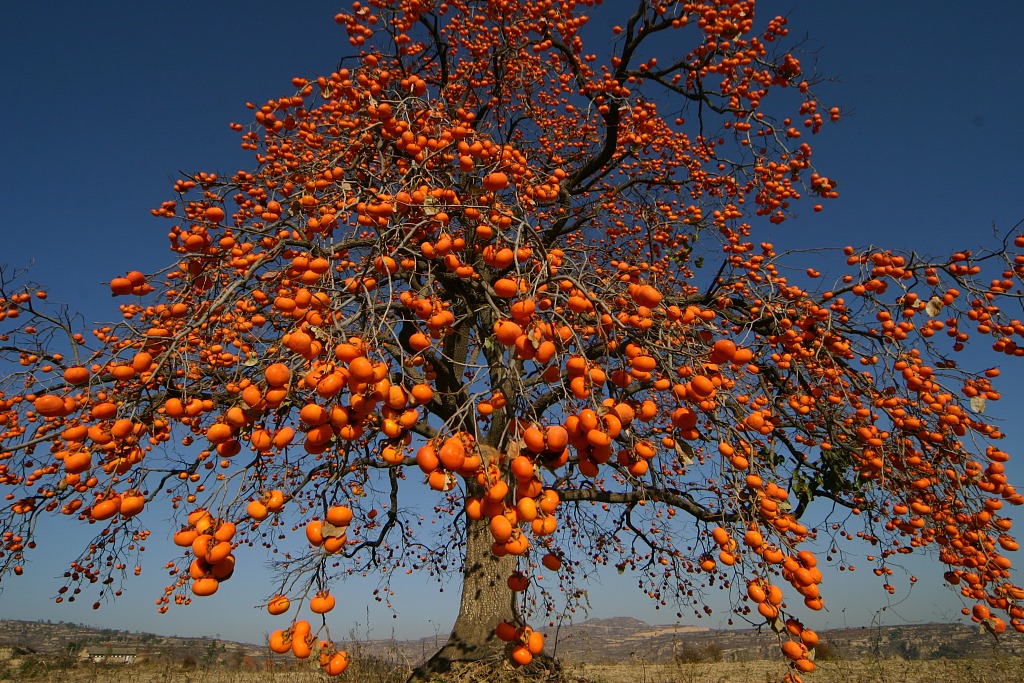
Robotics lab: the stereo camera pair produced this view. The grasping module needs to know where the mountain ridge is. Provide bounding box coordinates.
[1,616,1021,665]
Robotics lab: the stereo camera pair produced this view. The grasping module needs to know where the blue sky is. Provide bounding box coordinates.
[1,2,1023,644]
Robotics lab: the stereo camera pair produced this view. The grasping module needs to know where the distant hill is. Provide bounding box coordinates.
[536,618,1024,664]
[1,616,1021,668]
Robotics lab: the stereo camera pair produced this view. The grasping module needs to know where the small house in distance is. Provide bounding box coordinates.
[80,646,138,664]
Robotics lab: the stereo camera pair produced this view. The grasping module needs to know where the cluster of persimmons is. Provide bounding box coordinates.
[2,1,1023,679]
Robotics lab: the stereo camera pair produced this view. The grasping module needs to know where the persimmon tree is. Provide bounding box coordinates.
[2,1,1024,681]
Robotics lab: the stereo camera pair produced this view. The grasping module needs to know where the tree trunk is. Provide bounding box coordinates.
[408,515,517,681]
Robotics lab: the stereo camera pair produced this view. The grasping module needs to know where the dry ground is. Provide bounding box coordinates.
[6,656,1024,683]
[569,656,1024,683]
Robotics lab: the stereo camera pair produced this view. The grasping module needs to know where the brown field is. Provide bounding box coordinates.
[5,656,1024,683]
[572,657,1024,683]
[4,618,1024,683]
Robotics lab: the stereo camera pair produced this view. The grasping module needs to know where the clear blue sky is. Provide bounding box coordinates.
[1,2,1023,644]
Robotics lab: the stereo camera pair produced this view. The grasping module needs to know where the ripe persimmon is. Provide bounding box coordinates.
[90,496,121,521]
[119,493,145,518]
[33,395,67,417]
[348,356,375,381]
[489,514,513,543]
[416,443,439,473]
[268,630,291,654]
[192,577,219,596]
[310,591,336,614]
[267,594,290,615]
[493,278,519,298]
[510,644,532,666]
[511,454,535,479]
[438,436,466,470]
[782,640,805,661]
[542,553,562,571]
[305,520,325,546]
[265,363,291,387]
[63,366,90,385]
[526,630,544,655]
[323,651,350,676]
[495,621,517,642]
[204,206,226,223]
[632,284,662,307]
[494,320,523,346]
[292,633,313,659]
[800,629,819,649]
[247,499,269,521]
[506,571,529,592]
[482,172,510,191]
[326,505,353,527]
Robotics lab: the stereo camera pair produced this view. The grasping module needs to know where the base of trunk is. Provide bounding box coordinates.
[407,650,584,683]
[405,513,519,679]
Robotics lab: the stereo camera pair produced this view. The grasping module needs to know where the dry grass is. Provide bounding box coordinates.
[568,656,1024,683]
[5,654,1024,683]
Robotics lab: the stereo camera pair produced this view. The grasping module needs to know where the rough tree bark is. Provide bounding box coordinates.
[408,515,517,681]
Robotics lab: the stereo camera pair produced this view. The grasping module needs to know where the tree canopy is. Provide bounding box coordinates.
[2,1,1023,681]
